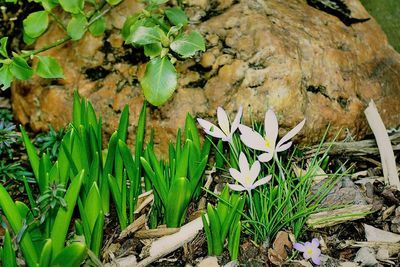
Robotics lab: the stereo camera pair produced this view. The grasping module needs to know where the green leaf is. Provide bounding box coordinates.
[23,32,36,45]
[50,242,87,267]
[90,211,104,257]
[39,239,53,267]
[51,170,84,258]
[41,0,59,11]
[23,11,49,38]
[149,0,168,5]
[140,57,177,106]
[144,42,162,58]
[127,26,162,45]
[0,37,8,58]
[165,177,191,227]
[165,7,188,26]
[201,213,213,255]
[67,14,88,40]
[2,229,17,267]
[0,184,38,266]
[170,31,205,58]
[89,13,106,36]
[59,0,84,14]
[10,57,33,80]
[0,64,13,90]
[20,126,40,181]
[36,55,64,79]
[106,0,122,5]
[84,183,102,233]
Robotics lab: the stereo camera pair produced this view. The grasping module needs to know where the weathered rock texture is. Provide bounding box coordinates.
[12,0,400,153]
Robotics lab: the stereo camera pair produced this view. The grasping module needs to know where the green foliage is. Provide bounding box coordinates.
[0,121,19,159]
[141,114,210,227]
[0,0,206,107]
[35,125,66,161]
[122,0,205,106]
[141,57,177,106]
[202,186,244,260]
[23,11,49,39]
[36,56,64,79]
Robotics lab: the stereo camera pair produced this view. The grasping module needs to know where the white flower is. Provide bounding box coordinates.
[293,238,321,265]
[228,152,271,193]
[197,106,243,143]
[239,109,305,162]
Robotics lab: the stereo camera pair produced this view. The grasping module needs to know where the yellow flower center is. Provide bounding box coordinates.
[265,137,271,149]
[244,176,252,186]
[307,249,313,255]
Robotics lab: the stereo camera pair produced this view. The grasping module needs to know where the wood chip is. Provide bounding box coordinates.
[134,193,154,214]
[364,224,400,243]
[343,240,400,257]
[307,205,373,228]
[135,227,180,239]
[267,231,293,265]
[364,100,400,189]
[136,216,204,267]
[119,214,146,239]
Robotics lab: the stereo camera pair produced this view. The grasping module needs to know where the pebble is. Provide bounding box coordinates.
[354,247,378,266]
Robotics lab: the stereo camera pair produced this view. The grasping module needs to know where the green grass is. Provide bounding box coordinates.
[361,0,400,52]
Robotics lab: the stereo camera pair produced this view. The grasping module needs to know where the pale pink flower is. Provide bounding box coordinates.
[228,152,271,193]
[239,109,305,162]
[197,107,243,143]
[293,238,321,265]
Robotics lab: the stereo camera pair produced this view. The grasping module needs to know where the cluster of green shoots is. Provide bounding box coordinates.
[0,93,341,265]
[0,0,205,106]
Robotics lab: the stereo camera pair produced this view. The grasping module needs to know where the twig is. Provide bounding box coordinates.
[364,100,399,189]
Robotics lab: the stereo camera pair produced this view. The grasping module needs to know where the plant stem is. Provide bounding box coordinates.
[20,2,114,60]
[21,36,71,59]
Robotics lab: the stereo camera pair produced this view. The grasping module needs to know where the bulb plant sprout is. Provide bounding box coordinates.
[141,114,211,228]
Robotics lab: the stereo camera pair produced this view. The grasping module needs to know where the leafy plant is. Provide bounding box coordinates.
[35,125,67,161]
[141,114,210,227]
[122,0,205,106]
[0,120,19,159]
[202,186,245,261]
[0,161,34,187]
[0,108,13,122]
[0,0,206,107]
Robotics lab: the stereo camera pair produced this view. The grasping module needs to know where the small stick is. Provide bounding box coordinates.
[364,100,399,189]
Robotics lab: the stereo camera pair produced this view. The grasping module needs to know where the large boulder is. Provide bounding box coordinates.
[12,0,400,153]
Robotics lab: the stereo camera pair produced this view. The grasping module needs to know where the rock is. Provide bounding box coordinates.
[354,247,378,266]
[11,0,400,155]
[197,256,220,267]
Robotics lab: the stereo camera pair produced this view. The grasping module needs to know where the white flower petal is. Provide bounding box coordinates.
[276,141,292,152]
[258,152,273,162]
[311,238,320,249]
[251,175,272,189]
[217,107,230,136]
[228,183,247,192]
[293,243,305,252]
[276,119,305,149]
[197,118,226,139]
[229,168,244,185]
[238,152,250,173]
[230,106,243,135]
[264,109,278,148]
[249,160,261,184]
[239,124,266,151]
